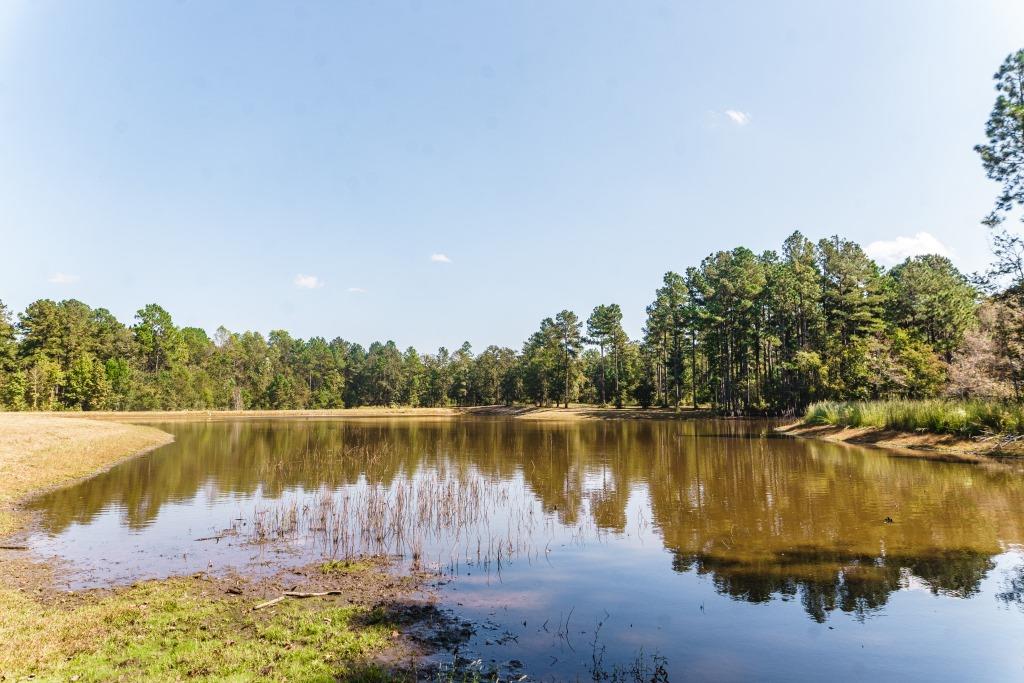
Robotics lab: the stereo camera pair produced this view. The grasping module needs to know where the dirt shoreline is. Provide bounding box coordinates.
[775,422,1024,462]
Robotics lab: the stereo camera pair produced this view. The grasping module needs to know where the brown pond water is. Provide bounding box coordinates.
[26,418,1024,680]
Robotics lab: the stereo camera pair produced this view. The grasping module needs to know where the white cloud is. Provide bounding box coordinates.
[865,231,953,266]
[48,272,79,284]
[724,110,751,126]
[430,253,452,263]
[293,274,324,289]
[347,287,366,293]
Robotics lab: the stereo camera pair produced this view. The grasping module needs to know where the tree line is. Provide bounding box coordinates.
[3,47,1024,414]
[0,234,995,413]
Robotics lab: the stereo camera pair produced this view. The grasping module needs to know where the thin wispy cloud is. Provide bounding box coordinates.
[293,274,324,289]
[865,231,952,266]
[430,253,452,264]
[347,287,367,293]
[724,109,751,126]
[48,272,79,284]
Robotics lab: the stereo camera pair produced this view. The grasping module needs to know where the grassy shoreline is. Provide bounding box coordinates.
[803,399,1024,437]
[778,399,1024,460]
[0,414,434,681]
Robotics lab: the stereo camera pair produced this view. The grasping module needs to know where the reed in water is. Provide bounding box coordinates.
[232,443,582,574]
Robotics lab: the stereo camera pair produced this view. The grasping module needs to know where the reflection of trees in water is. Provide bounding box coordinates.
[998,563,1024,611]
[34,419,690,531]
[673,548,996,622]
[32,419,1024,620]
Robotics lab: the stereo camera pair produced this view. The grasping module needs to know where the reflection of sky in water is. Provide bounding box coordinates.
[26,419,1024,680]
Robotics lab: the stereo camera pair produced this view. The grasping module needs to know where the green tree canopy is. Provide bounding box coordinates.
[888,254,978,359]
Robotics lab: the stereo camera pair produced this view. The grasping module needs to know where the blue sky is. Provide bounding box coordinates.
[1,1,1022,351]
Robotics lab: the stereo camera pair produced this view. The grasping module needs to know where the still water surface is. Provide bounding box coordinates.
[27,418,1024,680]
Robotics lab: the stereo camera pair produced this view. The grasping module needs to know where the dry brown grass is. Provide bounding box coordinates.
[0,413,173,535]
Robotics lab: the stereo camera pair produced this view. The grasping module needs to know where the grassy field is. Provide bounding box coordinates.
[0,573,402,682]
[803,399,1024,438]
[0,414,429,681]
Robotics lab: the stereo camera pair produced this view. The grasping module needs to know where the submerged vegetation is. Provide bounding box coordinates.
[804,399,1024,438]
[239,461,546,574]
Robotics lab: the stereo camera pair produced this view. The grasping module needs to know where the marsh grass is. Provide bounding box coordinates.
[803,399,1024,437]
[217,440,571,577]
[240,466,546,576]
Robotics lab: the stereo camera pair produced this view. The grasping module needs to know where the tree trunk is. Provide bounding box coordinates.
[691,333,698,410]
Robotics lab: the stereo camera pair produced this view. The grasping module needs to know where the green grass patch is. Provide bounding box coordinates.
[321,559,373,574]
[803,399,1024,437]
[0,578,399,682]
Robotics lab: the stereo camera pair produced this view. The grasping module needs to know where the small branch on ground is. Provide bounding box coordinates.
[973,430,1024,450]
[252,590,344,610]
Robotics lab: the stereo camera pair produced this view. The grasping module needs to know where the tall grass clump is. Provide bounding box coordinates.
[802,399,1024,437]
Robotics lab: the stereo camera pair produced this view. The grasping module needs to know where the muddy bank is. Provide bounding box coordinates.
[0,555,466,680]
[776,422,1024,462]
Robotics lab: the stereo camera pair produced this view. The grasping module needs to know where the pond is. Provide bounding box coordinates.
[27,418,1024,680]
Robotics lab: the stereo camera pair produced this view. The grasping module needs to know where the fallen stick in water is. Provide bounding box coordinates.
[194,531,237,542]
[0,545,28,550]
[253,590,344,610]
